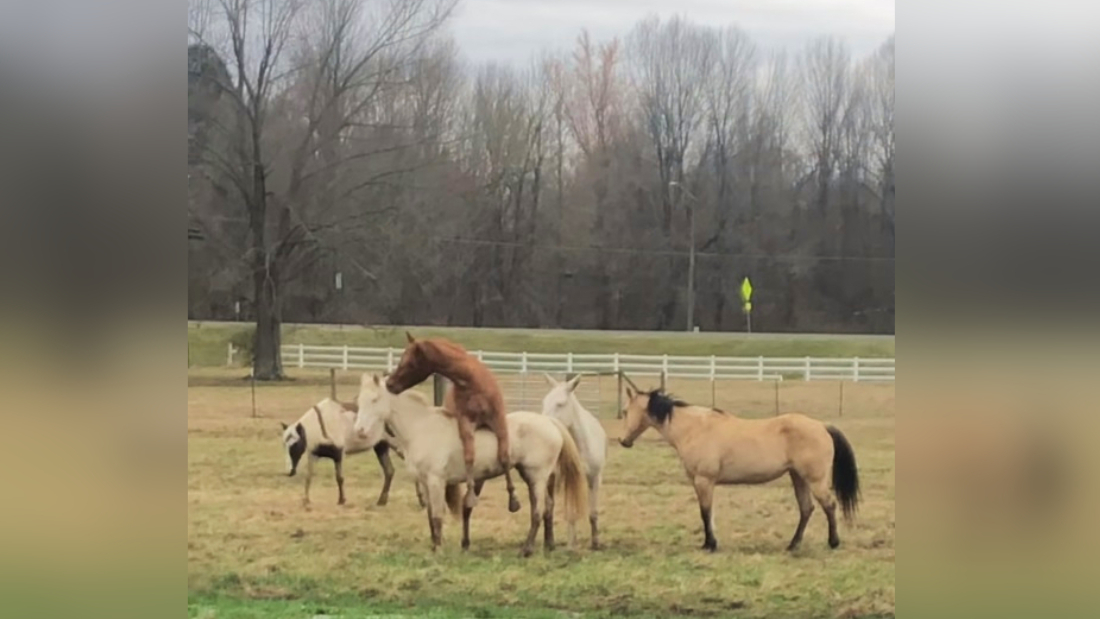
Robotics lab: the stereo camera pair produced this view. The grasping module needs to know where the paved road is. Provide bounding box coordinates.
[188,320,893,341]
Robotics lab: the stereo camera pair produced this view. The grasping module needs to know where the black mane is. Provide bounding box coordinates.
[645,389,688,423]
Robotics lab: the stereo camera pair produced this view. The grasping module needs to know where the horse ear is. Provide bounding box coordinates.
[566,375,582,392]
[543,373,558,387]
[280,421,288,431]
[406,331,416,344]
[624,385,636,400]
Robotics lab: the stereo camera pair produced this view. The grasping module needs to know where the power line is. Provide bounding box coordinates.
[428,236,894,263]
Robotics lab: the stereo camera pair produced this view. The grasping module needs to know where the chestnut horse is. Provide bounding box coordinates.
[385,333,521,513]
[619,381,861,553]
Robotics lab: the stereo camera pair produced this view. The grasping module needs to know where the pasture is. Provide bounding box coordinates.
[188,366,894,618]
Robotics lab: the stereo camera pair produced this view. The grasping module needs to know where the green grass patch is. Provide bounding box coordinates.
[188,322,894,368]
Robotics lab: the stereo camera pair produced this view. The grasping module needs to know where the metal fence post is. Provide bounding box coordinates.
[433,374,445,406]
[616,371,624,419]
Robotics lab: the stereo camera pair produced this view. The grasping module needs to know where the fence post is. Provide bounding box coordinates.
[804,356,811,381]
[757,356,764,381]
[710,355,717,407]
[298,343,305,369]
[386,347,394,372]
[329,368,337,400]
[567,352,573,374]
[853,356,860,382]
[616,371,624,419]
[662,354,669,376]
[227,343,235,366]
[521,351,528,375]
[476,350,483,362]
[433,374,445,406]
[342,345,349,370]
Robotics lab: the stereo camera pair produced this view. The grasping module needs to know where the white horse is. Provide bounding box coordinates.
[354,373,589,556]
[280,398,425,509]
[541,374,607,549]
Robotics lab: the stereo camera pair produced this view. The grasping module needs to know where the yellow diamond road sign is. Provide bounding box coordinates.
[740,277,753,303]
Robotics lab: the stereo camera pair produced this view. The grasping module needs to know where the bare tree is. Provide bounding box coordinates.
[188,0,455,377]
[799,36,852,217]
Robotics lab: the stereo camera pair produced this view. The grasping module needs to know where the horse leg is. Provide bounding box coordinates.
[520,472,544,558]
[415,479,427,509]
[456,416,480,509]
[486,415,521,513]
[460,480,485,551]
[787,471,815,551]
[302,455,316,509]
[425,476,447,551]
[374,443,395,506]
[692,476,718,552]
[588,472,602,550]
[334,453,347,506]
[543,473,556,552]
[809,478,841,549]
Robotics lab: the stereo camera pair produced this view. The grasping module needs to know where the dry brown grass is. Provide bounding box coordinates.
[188,369,894,618]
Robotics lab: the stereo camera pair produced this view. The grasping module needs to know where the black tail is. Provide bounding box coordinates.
[826,425,861,523]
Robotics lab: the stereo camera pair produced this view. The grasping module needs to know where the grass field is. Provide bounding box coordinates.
[187,322,895,368]
[188,367,894,618]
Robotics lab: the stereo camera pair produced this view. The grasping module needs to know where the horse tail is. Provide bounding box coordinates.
[826,425,861,523]
[444,482,463,519]
[550,418,589,526]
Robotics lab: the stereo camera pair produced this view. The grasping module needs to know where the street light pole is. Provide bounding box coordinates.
[670,181,697,332]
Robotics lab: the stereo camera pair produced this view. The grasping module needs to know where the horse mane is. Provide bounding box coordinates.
[402,390,431,407]
[646,390,726,423]
[417,337,469,367]
[645,389,688,423]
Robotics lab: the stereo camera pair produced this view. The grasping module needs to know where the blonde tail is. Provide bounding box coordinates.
[549,418,589,527]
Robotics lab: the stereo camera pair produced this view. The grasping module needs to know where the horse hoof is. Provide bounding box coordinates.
[591,542,603,551]
[508,497,521,513]
[829,538,840,549]
[519,547,533,558]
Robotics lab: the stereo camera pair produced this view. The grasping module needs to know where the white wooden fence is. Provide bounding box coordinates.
[233,344,895,382]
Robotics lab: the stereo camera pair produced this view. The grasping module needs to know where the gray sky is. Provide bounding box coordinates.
[450,0,895,65]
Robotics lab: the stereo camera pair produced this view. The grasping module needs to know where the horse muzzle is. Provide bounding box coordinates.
[619,438,634,449]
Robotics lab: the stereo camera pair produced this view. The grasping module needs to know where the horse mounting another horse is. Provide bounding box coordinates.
[384,333,521,514]
[279,398,425,509]
[355,373,589,556]
[619,377,861,552]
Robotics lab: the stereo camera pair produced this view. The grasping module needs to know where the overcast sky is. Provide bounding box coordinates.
[449,0,894,65]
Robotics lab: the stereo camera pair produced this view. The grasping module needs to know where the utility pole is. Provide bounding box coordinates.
[670,181,697,332]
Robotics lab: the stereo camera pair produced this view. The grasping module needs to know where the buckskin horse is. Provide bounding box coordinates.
[385,333,521,513]
[619,380,860,552]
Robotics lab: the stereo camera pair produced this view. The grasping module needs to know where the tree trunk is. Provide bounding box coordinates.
[252,254,284,380]
[248,137,284,379]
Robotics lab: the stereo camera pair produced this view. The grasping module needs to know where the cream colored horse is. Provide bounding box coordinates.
[619,384,860,552]
[354,374,589,556]
[541,374,607,549]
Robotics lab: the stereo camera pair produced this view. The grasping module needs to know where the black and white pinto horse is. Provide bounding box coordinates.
[280,398,424,509]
